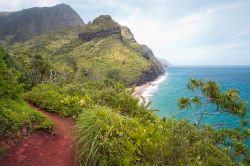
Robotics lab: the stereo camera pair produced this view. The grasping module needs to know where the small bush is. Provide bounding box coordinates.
[0,99,53,137]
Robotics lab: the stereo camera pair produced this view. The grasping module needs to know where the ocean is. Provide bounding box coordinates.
[143,66,250,147]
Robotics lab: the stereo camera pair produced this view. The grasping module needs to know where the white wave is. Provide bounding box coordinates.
[141,73,168,103]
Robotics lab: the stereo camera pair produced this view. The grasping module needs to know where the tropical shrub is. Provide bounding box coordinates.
[75,105,237,166]
[24,84,82,117]
[178,79,247,128]
[0,99,53,137]
[178,79,249,161]
[0,45,22,99]
[0,45,53,138]
[24,80,155,119]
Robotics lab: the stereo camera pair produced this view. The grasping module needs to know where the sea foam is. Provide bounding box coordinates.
[141,73,168,103]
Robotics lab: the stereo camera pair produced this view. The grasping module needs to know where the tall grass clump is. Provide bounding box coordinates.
[75,105,236,166]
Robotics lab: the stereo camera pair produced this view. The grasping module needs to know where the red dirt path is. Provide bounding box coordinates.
[0,103,76,166]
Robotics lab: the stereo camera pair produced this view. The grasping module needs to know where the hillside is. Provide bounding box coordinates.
[7,14,164,87]
[0,4,249,166]
[0,4,84,44]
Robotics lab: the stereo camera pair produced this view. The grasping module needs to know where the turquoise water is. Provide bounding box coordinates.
[150,66,250,146]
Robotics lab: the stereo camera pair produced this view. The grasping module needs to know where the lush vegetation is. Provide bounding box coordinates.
[178,79,248,128]
[24,79,249,165]
[0,45,53,156]
[0,99,53,137]
[0,10,249,165]
[24,80,153,119]
[178,79,250,163]
[76,106,237,165]
[8,16,159,89]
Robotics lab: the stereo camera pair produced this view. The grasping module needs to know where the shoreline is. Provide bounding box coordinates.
[132,74,167,100]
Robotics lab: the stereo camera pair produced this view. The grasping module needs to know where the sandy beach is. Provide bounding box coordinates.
[132,82,153,98]
[132,74,166,99]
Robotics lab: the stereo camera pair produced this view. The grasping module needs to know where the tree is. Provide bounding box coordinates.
[21,54,50,89]
[0,45,22,99]
[178,79,249,163]
[106,69,121,81]
[178,79,247,128]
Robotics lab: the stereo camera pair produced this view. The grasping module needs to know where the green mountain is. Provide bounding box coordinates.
[0,4,248,165]
[2,6,164,87]
[0,4,84,44]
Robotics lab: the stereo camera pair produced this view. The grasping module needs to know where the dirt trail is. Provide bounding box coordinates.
[0,103,76,166]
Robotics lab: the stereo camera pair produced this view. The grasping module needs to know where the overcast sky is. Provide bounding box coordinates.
[1,0,250,66]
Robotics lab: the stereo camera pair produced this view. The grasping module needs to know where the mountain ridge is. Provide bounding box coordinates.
[0,4,84,44]
[1,4,164,86]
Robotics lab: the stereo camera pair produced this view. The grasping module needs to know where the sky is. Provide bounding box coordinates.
[0,0,250,66]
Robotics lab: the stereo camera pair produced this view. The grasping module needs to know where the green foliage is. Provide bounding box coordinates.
[9,23,155,86]
[23,84,80,117]
[0,45,22,99]
[0,4,83,43]
[19,54,51,89]
[178,79,249,163]
[24,79,249,165]
[83,15,118,33]
[0,45,53,139]
[0,99,53,137]
[24,80,155,119]
[178,79,248,126]
[76,105,237,166]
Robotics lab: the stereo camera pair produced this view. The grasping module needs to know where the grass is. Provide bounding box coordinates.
[0,98,54,137]
[75,105,235,166]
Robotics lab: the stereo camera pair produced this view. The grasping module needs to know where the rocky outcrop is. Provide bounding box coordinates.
[120,26,136,42]
[79,27,121,41]
[126,44,165,86]
[79,15,165,85]
[79,15,122,41]
[79,15,138,42]
[0,4,84,43]
[131,45,165,86]
[131,65,164,86]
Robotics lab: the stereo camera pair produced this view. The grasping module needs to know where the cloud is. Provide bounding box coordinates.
[120,0,250,65]
[1,0,250,65]
[0,0,59,11]
[120,5,214,58]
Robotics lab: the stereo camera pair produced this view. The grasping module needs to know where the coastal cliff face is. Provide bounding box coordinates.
[79,15,122,41]
[130,46,165,85]
[0,4,84,43]
[79,27,121,41]
[79,15,164,85]
[3,7,164,86]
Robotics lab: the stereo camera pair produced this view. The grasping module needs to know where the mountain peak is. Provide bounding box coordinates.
[0,4,84,43]
[92,15,113,24]
[79,15,136,42]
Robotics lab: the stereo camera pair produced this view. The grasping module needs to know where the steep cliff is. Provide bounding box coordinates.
[6,10,164,86]
[0,4,84,43]
[131,45,165,85]
[78,15,164,85]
